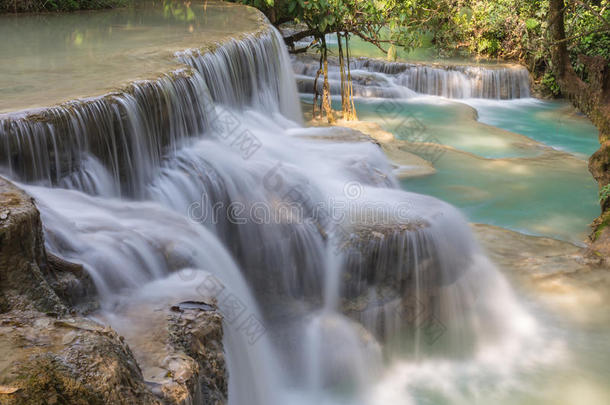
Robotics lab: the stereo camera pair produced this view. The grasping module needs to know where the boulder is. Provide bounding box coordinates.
[99,301,227,405]
[167,305,226,405]
[0,311,161,405]
[46,252,98,314]
[0,177,64,314]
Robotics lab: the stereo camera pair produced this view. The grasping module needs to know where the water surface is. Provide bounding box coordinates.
[349,97,599,243]
[0,0,261,113]
[465,98,599,158]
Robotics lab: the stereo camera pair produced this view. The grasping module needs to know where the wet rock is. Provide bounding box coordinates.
[100,301,227,405]
[47,252,98,314]
[0,177,99,315]
[167,306,226,405]
[172,301,216,312]
[0,177,64,314]
[0,310,161,405]
[341,220,457,299]
[0,177,228,404]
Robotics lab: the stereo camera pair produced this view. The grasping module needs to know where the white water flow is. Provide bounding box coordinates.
[1,24,559,405]
[293,56,530,100]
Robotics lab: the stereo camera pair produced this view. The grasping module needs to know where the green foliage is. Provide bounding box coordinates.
[235,0,426,51]
[599,184,610,203]
[542,72,561,96]
[417,0,548,59]
[567,3,610,81]
[525,18,539,30]
[236,0,609,103]
[0,0,126,13]
[162,0,196,22]
[396,0,609,95]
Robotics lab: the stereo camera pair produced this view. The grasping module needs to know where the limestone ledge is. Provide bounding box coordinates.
[473,223,610,325]
[304,111,436,179]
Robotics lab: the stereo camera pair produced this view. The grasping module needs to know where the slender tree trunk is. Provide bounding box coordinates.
[321,36,335,123]
[345,33,357,121]
[312,50,323,119]
[337,32,357,121]
[549,0,585,98]
[337,32,348,115]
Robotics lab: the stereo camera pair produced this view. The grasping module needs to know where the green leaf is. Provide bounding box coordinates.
[525,18,539,30]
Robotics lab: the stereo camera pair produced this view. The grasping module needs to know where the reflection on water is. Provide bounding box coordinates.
[0,0,261,113]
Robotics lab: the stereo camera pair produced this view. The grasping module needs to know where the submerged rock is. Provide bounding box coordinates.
[474,223,610,325]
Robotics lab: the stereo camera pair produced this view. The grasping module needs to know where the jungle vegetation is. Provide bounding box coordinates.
[235,0,609,126]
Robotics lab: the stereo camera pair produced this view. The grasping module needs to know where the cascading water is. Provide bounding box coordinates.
[0,16,557,405]
[293,56,531,100]
[0,70,213,197]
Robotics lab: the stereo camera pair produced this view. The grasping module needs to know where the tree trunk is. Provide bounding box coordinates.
[336,32,357,121]
[345,33,357,120]
[312,51,323,119]
[321,36,335,123]
[337,32,348,114]
[548,0,609,141]
[548,0,610,252]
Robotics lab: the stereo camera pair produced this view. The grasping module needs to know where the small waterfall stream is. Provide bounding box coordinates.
[294,57,531,100]
[0,21,555,405]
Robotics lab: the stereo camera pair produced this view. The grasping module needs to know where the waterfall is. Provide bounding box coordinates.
[0,70,213,197]
[293,56,531,100]
[24,184,284,405]
[0,29,301,196]
[177,31,302,123]
[1,18,550,405]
